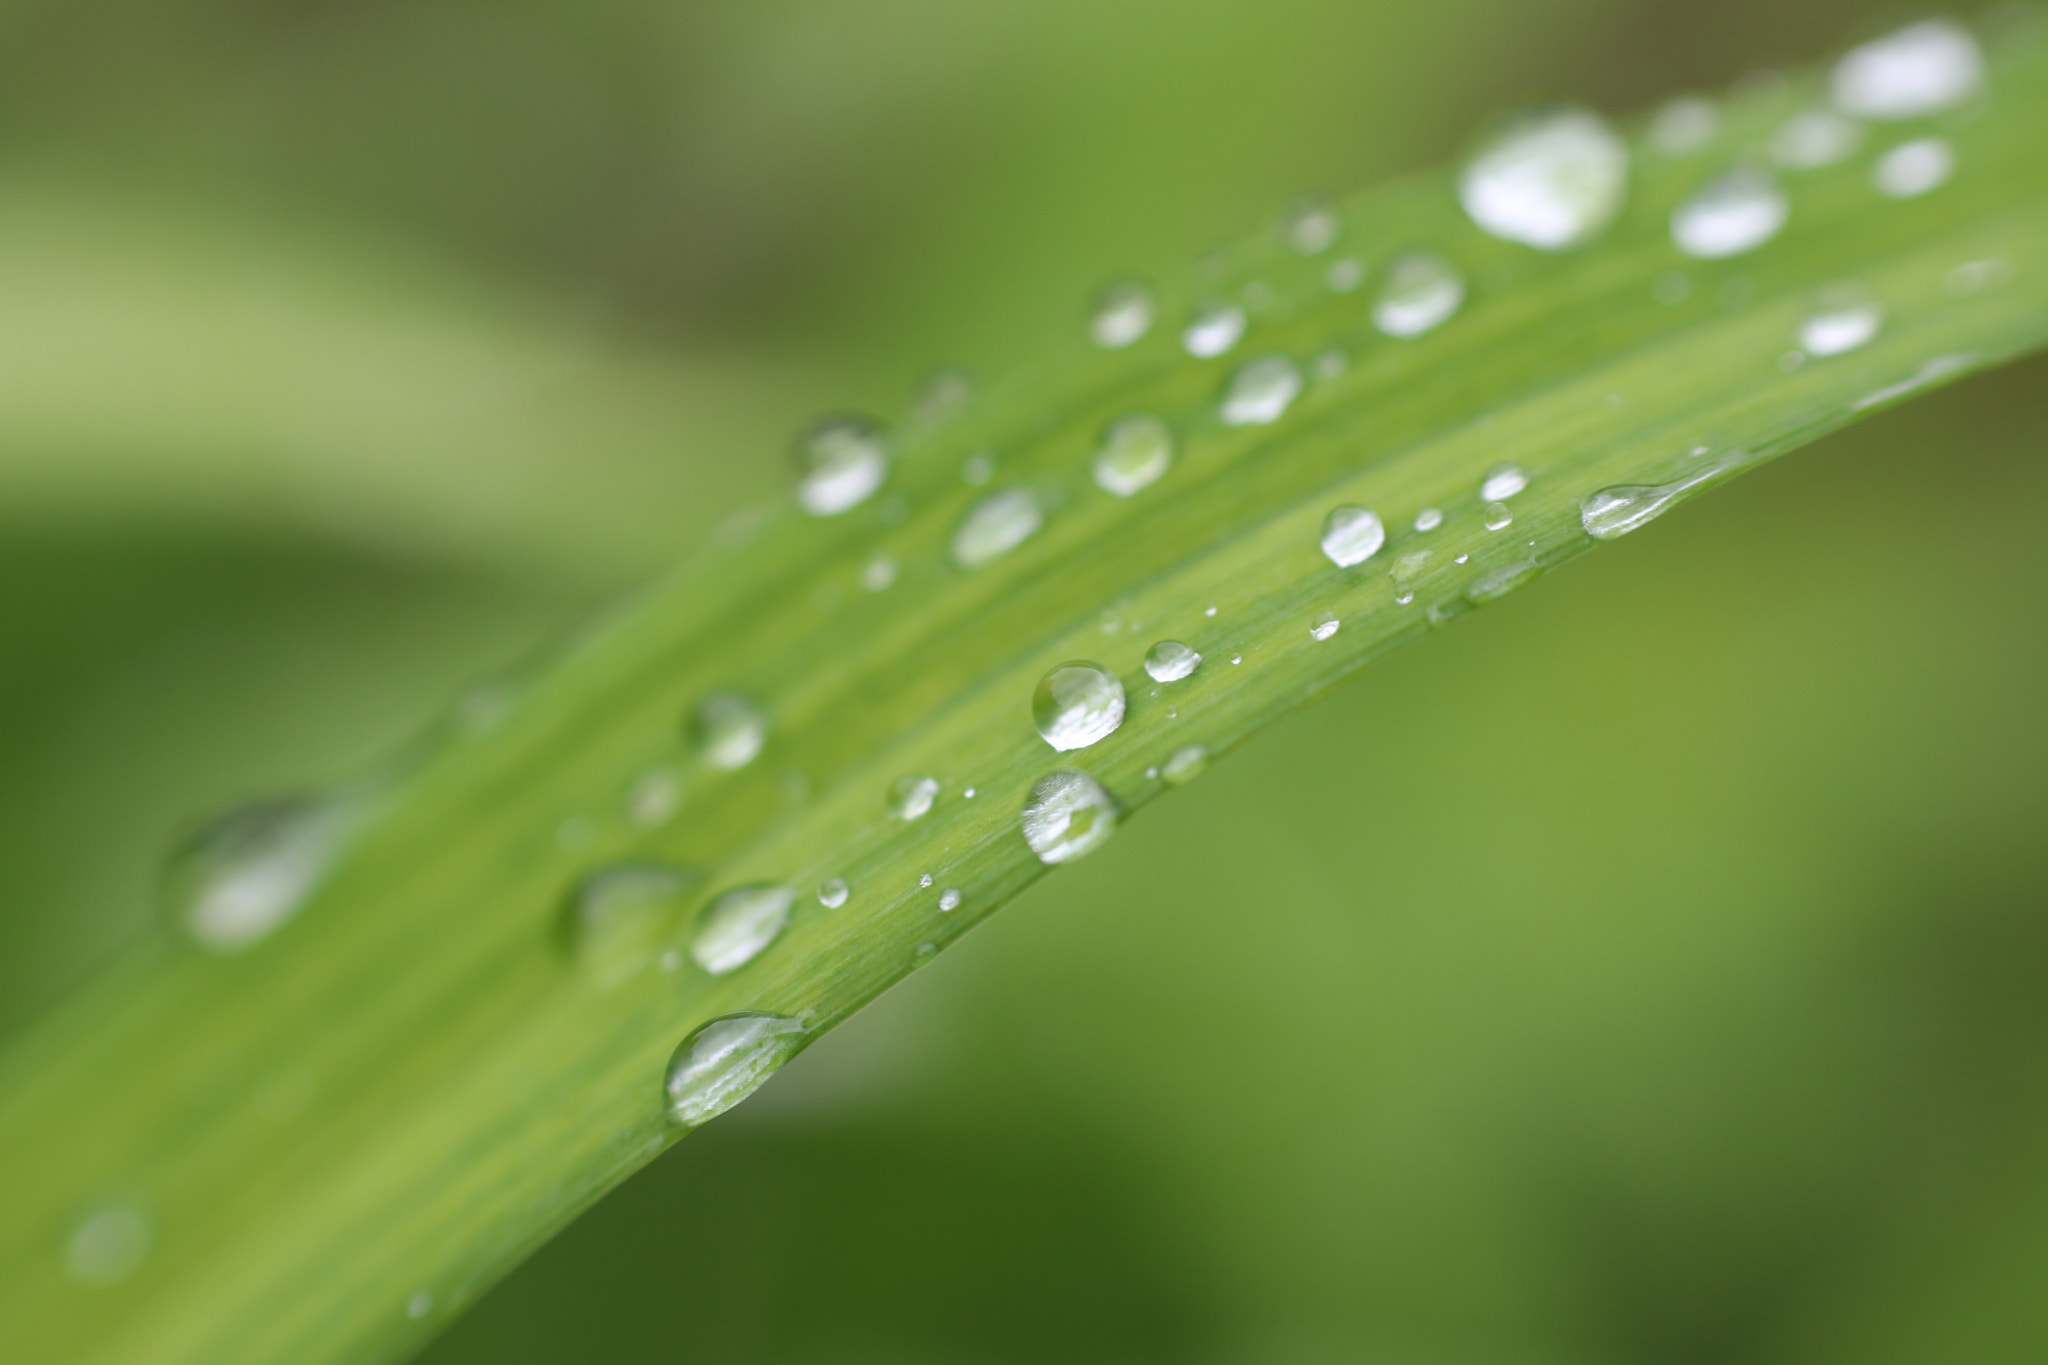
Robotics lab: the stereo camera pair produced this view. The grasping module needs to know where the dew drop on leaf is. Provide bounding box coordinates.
[694,693,767,771]
[888,776,940,821]
[817,878,849,909]
[1413,507,1444,532]
[689,885,794,976]
[565,862,698,984]
[1219,356,1303,426]
[1020,769,1118,864]
[1872,137,1954,198]
[1143,640,1201,683]
[1033,663,1126,752]
[938,888,963,912]
[167,794,358,953]
[1183,302,1247,358]
[1831,19,1983,121]
[1161,745,1210,786]
[1671,170,1789,258]
[1320,506,1386,567]
[1310,612,1340,641]
[1090,281,1155,349]
[1284,195,1340,254]
[1479,463,1528,501]
[1483,502,1514,531]
[794,416,890,517]
[1372,252,1465,338]
[1093,416,1174,496]
[663,1014,808,1127]
[953,488,1043,567]
[1458,106,1629,250]
[1800,297,1883,356]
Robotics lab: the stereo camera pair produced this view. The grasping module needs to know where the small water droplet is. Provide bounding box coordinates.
[1144,640,1201,683]
[1020,769,1118,864]
[1326,257,1364,293]
[919,873,934,888]
[1391,549,1433,583]
[664,1014,808,1127]
[1033,663,1126,752]
[406,1291,434,1319]
[1873,137,1953,198]
[889,776,940,821]
[66,1204,153,1286]
[1580,460,1727,539]
[1831,19,1983,121]
[1800,295,1883,356]
[694,693,767,771]
[952,488,1043,568]
[1479,463,1528,501]
[1229,653,1243,666]
[1204,605,1218,618]
[1320,506,1386,567]
[1091,282,1155,349]
[1219,356,1303,426]
[861,554,898,592]
[627,769,680,827]
[1483,502,1514,531]
[1413,507,1444,532]
[1284,195,1340,254]
[1651,96,1718,155]
[795,416,890,517]
[1093,416,1174,496]
[938,888,962,912]
[818,878,849,909]
[566,863,698,984]
[1459,107,1630,250]
[1454,553,1470,564]
[1145,765,1160,780]
[912,369,972,426]
[167,795,358,953]
[1373,252,1465,339]
[962,450,996,486]
[1395,590,1415,605]
[1671,169,1789,258]
[964,786,977,799]
[1161,745,1210,785]
[690,885,794,976]
[1944,258,2012,296]
[1309,612,1340,641]
[1772,108,1864,168]
[1652,271,1692,305]
[1183,302,1247,358]
[1468,559,1540,603]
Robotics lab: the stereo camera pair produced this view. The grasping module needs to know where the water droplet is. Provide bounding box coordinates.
[1093,416,1174,496]
[1454,553,1470,564]
[1090,282,1155,349]
[919,872,934,888]
[1479,463,1528,501]
[1320,506,1386,567]
[1580,460,1727,540]
[1183,302,1247,358]
[817,878,849,909]
[1161,745,1210,785]
[1313,349,1348,381]
[1671,170,1789,258]
[1800,297,1883,356]
[1309,612,1340,641]
[1229,653,1243,666]
[952,489,1043,567]
[962,451,996,486]
[1652,271,1692,305]
[1772,109,1863,169]
[694,693,767,771]
[861,554,898,592]
[690,885,794,976]
[1944,258,2012,296]
[1391,549,1433,583]
[1468,559,1540,603]
[1219,356,1303,426]
[627,770,680,827]
[1873,137,1953,198]
[407,1292,434,1320]
[1852,353,1975,412]
[167,795,357,953]
[1395,590,1415,605]
[1831,19,1983,121]
[1651,96,1718,154]
[66,1204,152,1285]
[664,1014,808,1127]
[1143,640,1201,683]
[912,369,973,426]
[566,863,698,984]
[1413,507,1444,532]
[1033,663,1126,751]
[1284,196,1339,254]
[889,776,940,821]
[1326,257,1364,293]
[913,941,938,964]
[964,786,977,798]
[1459,107,1630,250]
[1204,605,1219,617]
[1020,769,1118,864]
[1483,502,1514,531]
[1372,252,1465,338]
[794,417,890,517]
[938,888,963,912]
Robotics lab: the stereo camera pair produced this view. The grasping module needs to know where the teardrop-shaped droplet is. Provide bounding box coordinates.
[888,776,940,821]
[689,884,794,976]
[1372,252,1465,338]
[564,862,699,984]
[1800,298,1883,356]
[1831,19,1983,121]
[1309,611,1340,641]
[694,693,768,771]
[817,878,849,909]
[1872,137,1953,199]
[1093,416,1174,497]
[1284,195,1340,254]
[1219,356,1303,426]
[1479,463,1528,501]
[1020,769,1118,864]
[1458,107,1629,251]
[953,488,1043,567]
[66,1204,154,1285]
[1143,640,1201,683]
[1161,745,1210,786]
[167,794,358,953]
[1650,96,1718,155]
[1772,109,1863,169]
[1320,506,1385,567]
[794,416,890,517]
[1183,302,1247,358]
[1579,460,1727,541]
[663,1014,809,1127]
[1090,282,1155,349]
[1671,170,1788,259]
[1033,663,1126,752]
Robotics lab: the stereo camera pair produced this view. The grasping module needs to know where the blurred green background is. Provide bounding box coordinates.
[4,1,2046,1361]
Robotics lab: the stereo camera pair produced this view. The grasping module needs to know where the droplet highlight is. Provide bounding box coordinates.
[889,776,940,821]
[794,417,890,517]
[1459,107,1630,251]
[1800,297,1883,356]
[1309,612,1340,641]
[689,885,794,976]
[817,878,849,909]
[1284,196,1339,254]
[1091,282,1155,349]
[1219,357,1303,426]
[695,693,768,771]
[1671,170,1789,258]
[1161,745,1210,786]
[1372,252,1465,338]
[167,795,357,953]
[1093,416,1174,496]
[1320,507,1386,567]
[1873,137,1953,198]
[1831,19,1983,121]
[1033,663,1126,752]
[1020,770,1118,864]
[952,488,1043,568]
[1143,640,1201,683]
[938,888,963,912]
[1183,302,1247,358]
[664,1014,808,1127]
[1479,464,1528,501]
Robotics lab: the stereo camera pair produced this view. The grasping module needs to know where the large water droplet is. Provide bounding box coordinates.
[1033,663,1126,752]
[1773,109,1863,169]
[565,863,698,985]
[1670,169,1788,259]
[1161,745,1210,785]
[689,885,794,976]
[1800,296,1883,356]
[1650,96,1718,155]
[794,417,890,517]
[1219,357,1303,426]
[1090,282,1155,349]
[953,489,1043,567]
[1459,107,1629,250]
[1831,19,1983,121]
[1320,507,1386,567]
[888,776,940,821]
[1143,640,1201,683]
[1479,464,1528,501]
[1093,416,1174,497]
[66,1204,153,1285]
[168,795,357,953]
[664,1014,808,1127]
[1183,302,1247,358]
[1309,612,1340,641]
[1372,253,1465,338]
[1872,137,1953,198]
[1020,770,1118,864]
[695,693,767,771]
[1285,196,1340,254]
